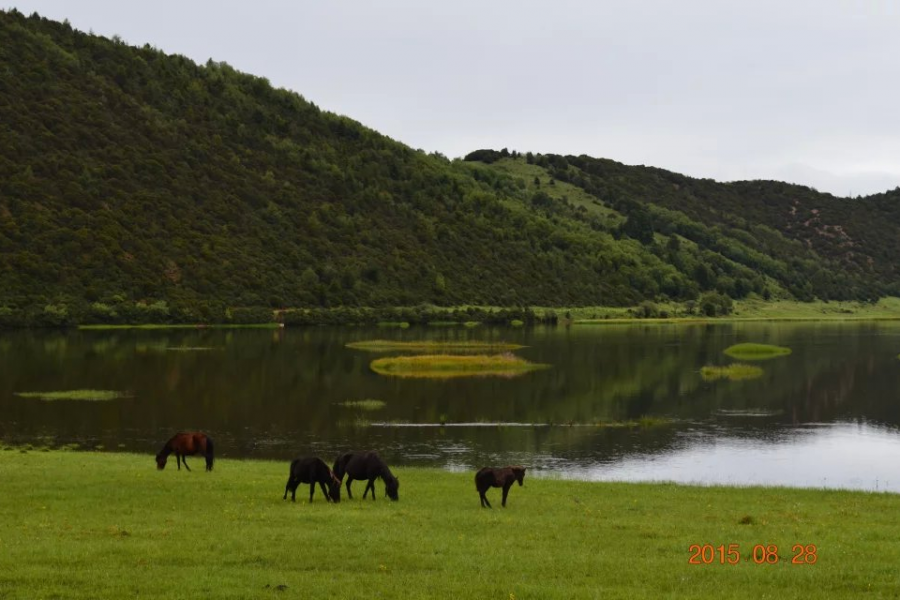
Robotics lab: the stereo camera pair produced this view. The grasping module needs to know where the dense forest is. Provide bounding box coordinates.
[1,10,898,326]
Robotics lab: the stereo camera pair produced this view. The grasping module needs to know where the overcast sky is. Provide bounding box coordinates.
[4,1,900,197]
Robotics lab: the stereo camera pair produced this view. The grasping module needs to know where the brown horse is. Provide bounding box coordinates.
[475,465,525,508]
[156,432,214,471]
[332,451,399,501]
[283,456,342,503]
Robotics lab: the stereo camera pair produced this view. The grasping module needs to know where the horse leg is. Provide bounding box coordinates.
[284,477,294,501]
[319,481,331,503]
[345,478,354,500]
[364,478,376,500]
[176,454,181,470]
[479,490,492,508]
[309,482,316,503]
[501,482,512,507]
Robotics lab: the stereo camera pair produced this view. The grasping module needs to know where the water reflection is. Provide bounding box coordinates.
[582,422,900,493]
[1,323,900,491]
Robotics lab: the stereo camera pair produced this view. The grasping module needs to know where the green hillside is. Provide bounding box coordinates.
[0,10,898,326]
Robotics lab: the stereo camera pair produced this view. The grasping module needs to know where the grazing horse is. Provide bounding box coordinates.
[332,451,399,501]
[155,432,214,472]
[283,456,342,503]
[475,465,525,508]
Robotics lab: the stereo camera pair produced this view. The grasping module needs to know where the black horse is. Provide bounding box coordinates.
[283,456,342,503]
[475,465,526,508]
[155,432,214,472]
[332,451,399,501]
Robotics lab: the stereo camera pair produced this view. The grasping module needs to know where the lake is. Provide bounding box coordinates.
[2,322,900,491]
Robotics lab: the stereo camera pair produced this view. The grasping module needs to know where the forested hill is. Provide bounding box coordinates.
[1,10,898,326]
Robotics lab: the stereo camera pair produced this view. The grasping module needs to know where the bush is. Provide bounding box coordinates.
[699,292,733,317]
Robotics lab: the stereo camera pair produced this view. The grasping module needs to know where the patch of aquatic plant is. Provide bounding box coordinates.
[636,416,671,428]
[14,389,131,402]
[510,319,524,327]
[337,399,386,411]
[166,346,220,351]
[336,416,373,429]
[78,324,280,330]
[701,364,764,381]
[723,343,792,360]
[592,417,672,428]
[463,321,480,328]
[368,417,671,428]
[714,409,784,417]
[369,353,549,379]
[346,340,525,353]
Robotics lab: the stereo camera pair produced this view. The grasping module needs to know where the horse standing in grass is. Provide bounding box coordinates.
[283,456,342,503]
[475,466,525,508]
[332,451,399,501]
[155,432,214,471]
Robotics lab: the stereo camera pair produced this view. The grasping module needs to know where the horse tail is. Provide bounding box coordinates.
[205,436,215,471]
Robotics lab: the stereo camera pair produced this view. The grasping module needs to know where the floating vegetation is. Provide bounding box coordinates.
[714,409,783,418]
[368,417,671,428]
[701,364,764,381]
[14,389,131,402]
[336,417,374,429]
[636,416,671,428]
[337,399,387,411]
[723,343,792,361]
[347,340,525,353]
[369,354,549,379]
[166,346,220,352]
[588,416,673,428]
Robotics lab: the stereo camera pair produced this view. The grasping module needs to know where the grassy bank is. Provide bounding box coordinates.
[570,297,900,323]
[1,451,898,598]
[2,297,889,330]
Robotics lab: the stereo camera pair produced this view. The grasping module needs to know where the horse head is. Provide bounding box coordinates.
[328,471,342,503]
[512,466,526,486]
[155,453,168,470]
[385,476,400,501]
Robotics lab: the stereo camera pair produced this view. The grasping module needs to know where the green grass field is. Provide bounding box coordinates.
[1,451,898,598]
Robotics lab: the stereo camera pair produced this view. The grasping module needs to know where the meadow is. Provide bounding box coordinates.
[1,450,899,598]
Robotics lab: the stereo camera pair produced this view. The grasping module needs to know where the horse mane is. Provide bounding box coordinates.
[379,459,396,483]
[332,452,353,480]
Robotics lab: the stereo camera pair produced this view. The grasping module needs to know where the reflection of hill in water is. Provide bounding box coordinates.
[1,324,899,469]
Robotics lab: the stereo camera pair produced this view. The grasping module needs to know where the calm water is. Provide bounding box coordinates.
[2,323,900,491]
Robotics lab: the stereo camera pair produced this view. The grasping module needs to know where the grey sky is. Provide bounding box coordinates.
[4,1,900,196]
